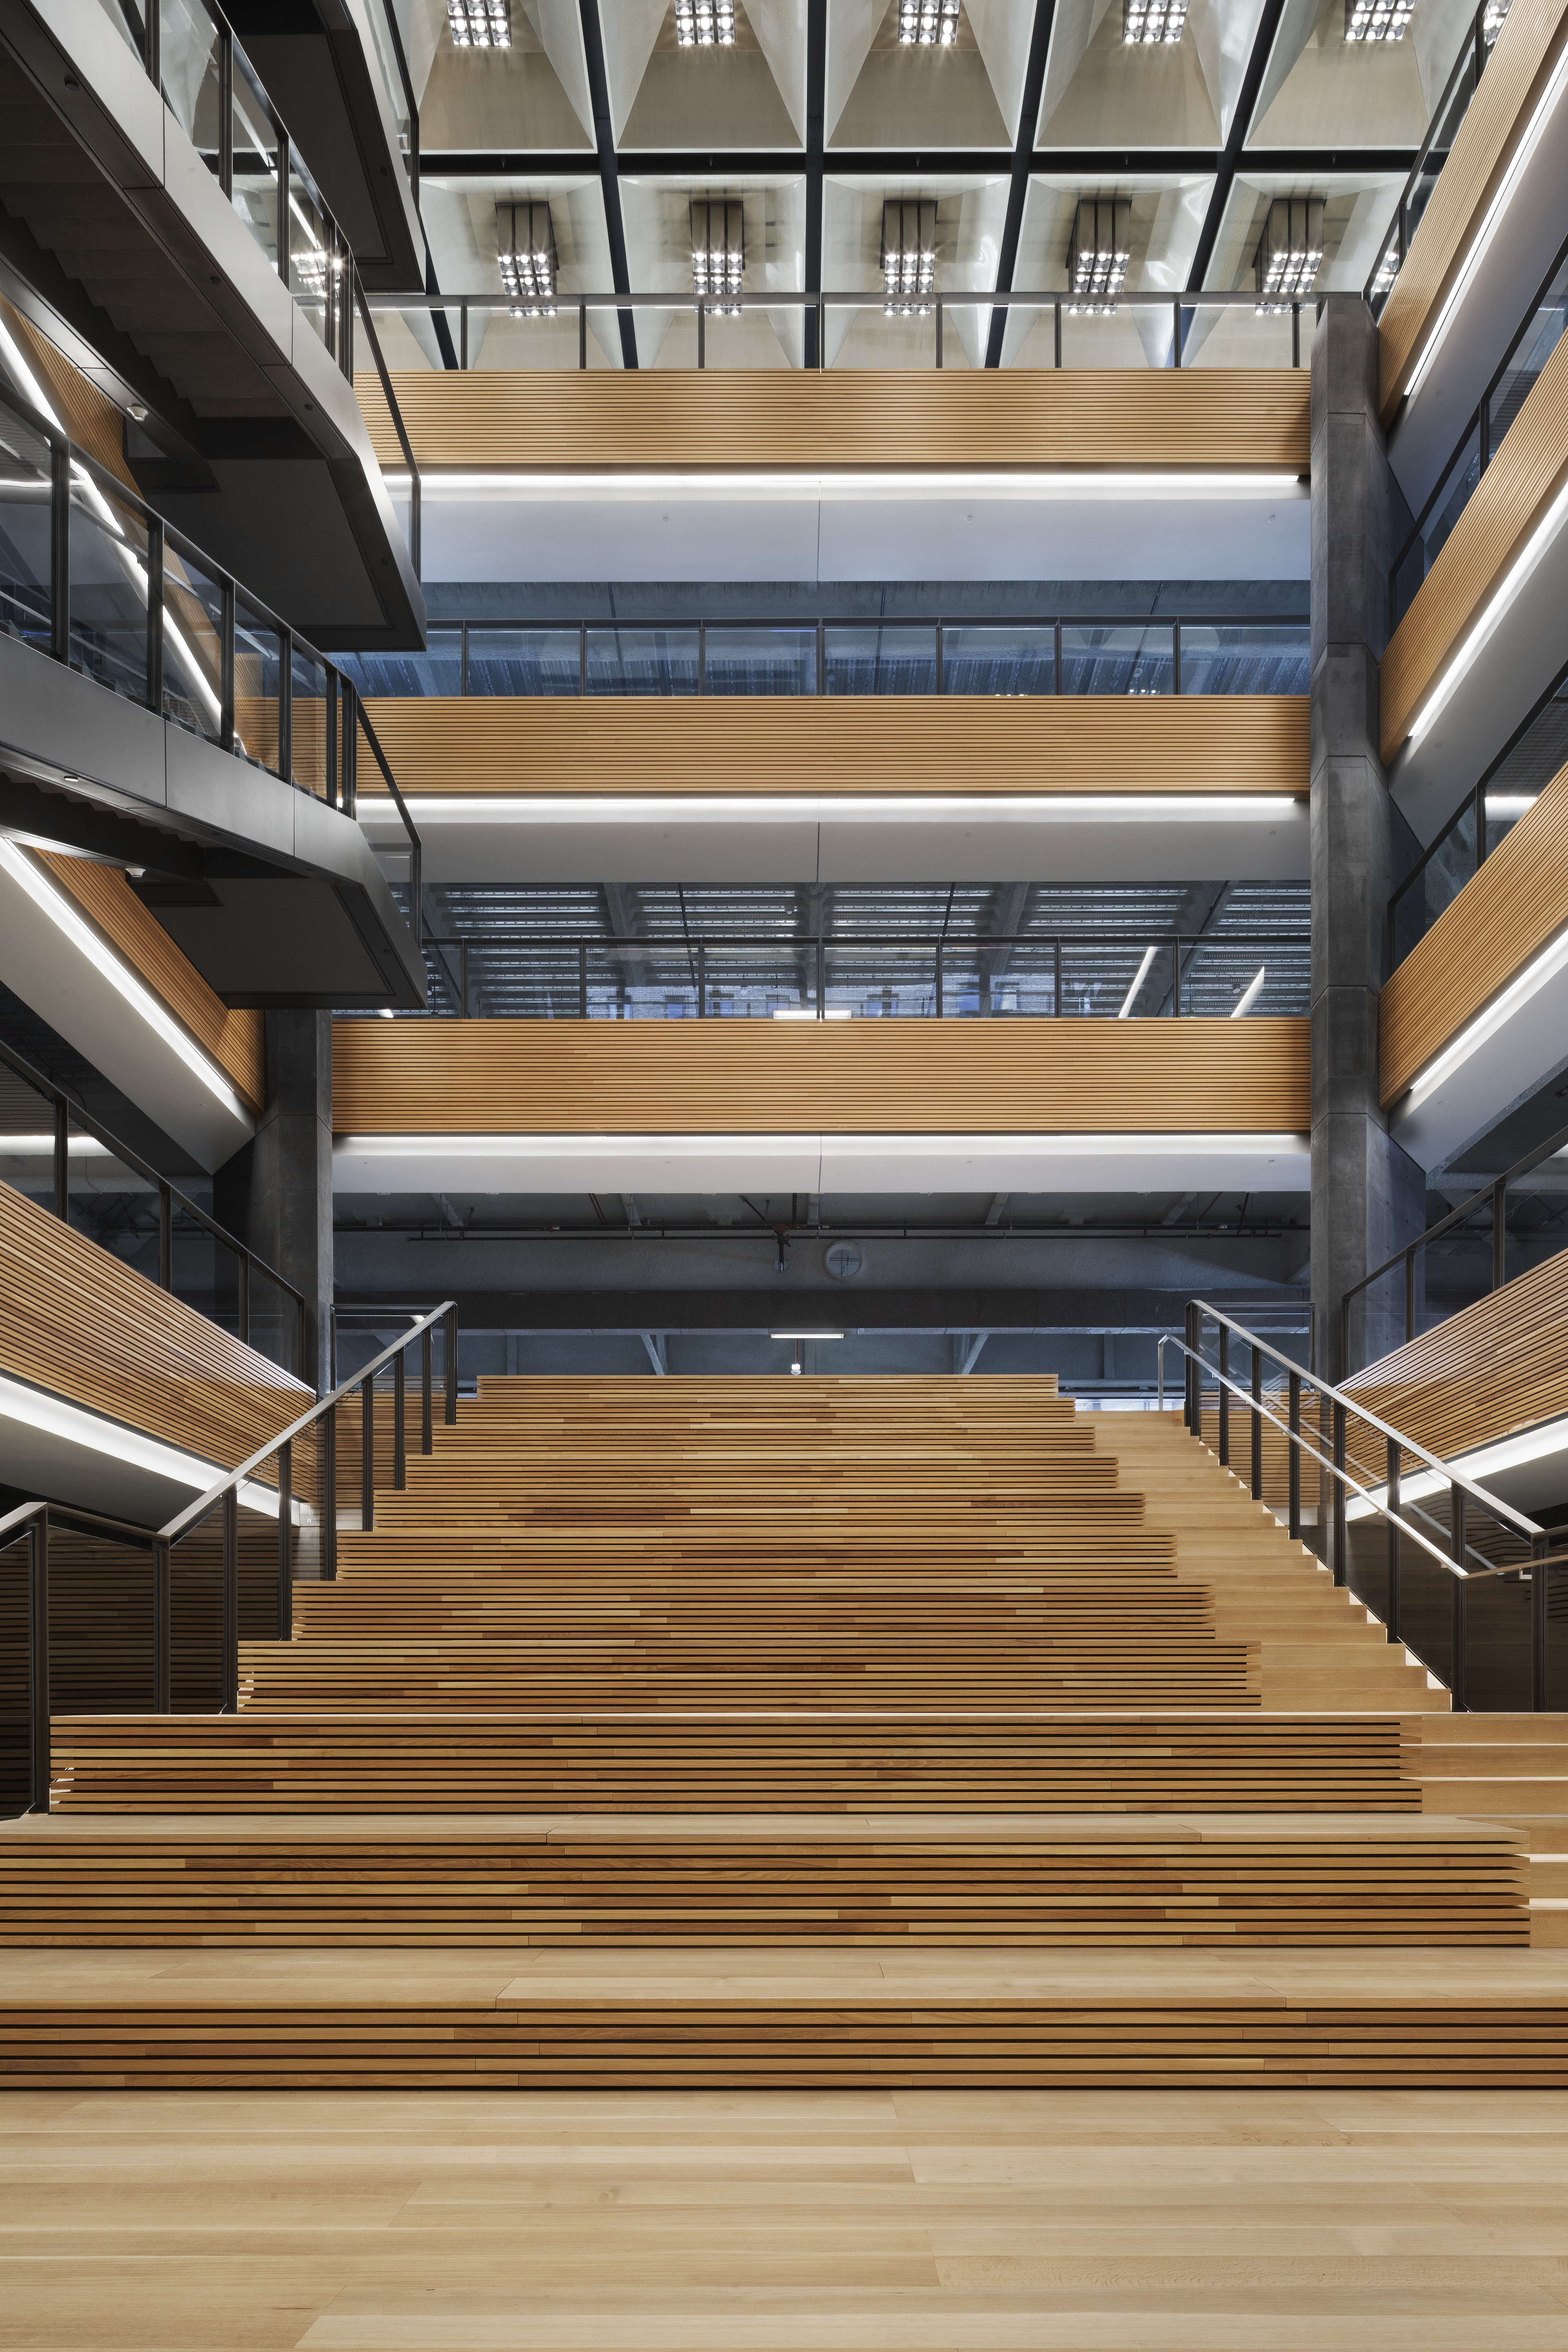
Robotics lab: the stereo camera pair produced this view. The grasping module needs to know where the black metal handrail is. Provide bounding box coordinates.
[1158,1298,1564,1712]
[1364,3,1496,314]
[0,1034,307,1378]
[0,373,423,929]
[1340,1116,1568,1376]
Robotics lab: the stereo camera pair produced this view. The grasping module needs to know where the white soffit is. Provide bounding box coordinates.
[1389,929,1568,1172]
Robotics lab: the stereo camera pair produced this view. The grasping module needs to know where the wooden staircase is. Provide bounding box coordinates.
[5,1374,1565,2087]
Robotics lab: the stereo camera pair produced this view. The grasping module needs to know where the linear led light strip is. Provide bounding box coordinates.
[379,470,1305,501]
[1345,1408,1568,1522]
[336,1131,1308,1160]
[0,318,222,731]
[0,840,248,1118]
[1406,472,1568,748]
[1,1134,110,1154]
[1404,917,1568,1107]
[366,795,1301,826]
[1403,39,1568,407]
[0,1372,292,1518]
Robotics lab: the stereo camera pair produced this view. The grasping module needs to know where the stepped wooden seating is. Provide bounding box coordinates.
[7,1374,1567,2085]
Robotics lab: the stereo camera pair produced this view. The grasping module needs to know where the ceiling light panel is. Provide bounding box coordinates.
[498,200,556,316]
[448,0,509,47]
[1255,198,1323,312]
[675,0,736,43]
[899,0,960,44]
[691,197,744,312]
[1124,0,1187,42]
[882,199,937,317]
[1068,198,1131,314]
[1345,0,1412,39]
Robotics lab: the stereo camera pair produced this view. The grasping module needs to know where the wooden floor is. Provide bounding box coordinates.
[3,2078,1568,2349]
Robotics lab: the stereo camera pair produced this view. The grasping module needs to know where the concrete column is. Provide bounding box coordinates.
[1310,297,1424,1385]
[215,1013,333,1394]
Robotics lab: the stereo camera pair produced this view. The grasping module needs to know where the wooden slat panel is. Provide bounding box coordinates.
[37,856,265,1113]
[1378,0,1568,422]
[354,369,1311,473]
[0,296,136,487]
[1379,755,1568,1105]
[0,1179,309,1471]
[1344,1243,1568,1463]
[359,693,1309,799]
[330,1016,1311,1135]
[1381,325,1568,761]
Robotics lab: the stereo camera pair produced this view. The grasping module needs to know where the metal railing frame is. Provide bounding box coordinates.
[0,1034,307,1378]
[0,1499,160,1817]
[1158,1298,1566,1712]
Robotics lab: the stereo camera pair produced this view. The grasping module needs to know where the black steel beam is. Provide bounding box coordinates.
[804,0,827,368]
[985,0,1056,368]
[577,0,637,368]
[334,1285,1311,1334]
[1186,0,1290,295]
[418,146,1419,180]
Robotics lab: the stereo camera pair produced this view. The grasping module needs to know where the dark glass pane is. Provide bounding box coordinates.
[1179,620,1309,694]
[940,624,1055,695]
[1060,622,1173,695]
[467,626,579,695]
[704,625,816,695]
[585,627,698,696]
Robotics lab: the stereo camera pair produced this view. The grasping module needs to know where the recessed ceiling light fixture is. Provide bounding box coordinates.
[375,792,1301,825]
[1255,197,1323,313]
[447,0,509,47]
[882,199,936,318]
[1124,0,1186,42]
[1068,198,1131,314]
[675,1,735,44]
[1345,0,1412,39]
[771,1332,844,1340]
[899,0,960,45]
[691,197,744,314]
[498,200,556,317]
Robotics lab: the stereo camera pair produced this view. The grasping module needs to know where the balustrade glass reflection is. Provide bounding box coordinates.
[0,415,51,653]
[704,626,817,695]
[940,624,1055,696]
[585,627,698,696]
[467,627,579,695]
[160,540,224,739]
[159,0,222,163]
[1060,623,1173,696]
[823,625,938,695]
[68,479,149,704]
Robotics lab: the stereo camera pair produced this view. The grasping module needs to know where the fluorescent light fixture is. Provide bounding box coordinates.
[0,1371,283,1516]
[1404,920,1568,1105]
[497,200,556,318]
[0,841,248,1120]
[338,1131,1308,1161]
[1406,474,1568,746]
[381,469,1305,501]
[1125,0,1186,40]
[883,199,937,319]
[1255,198,1323,314]
[0,1135,111,1155]
[899,0,959,44]
[1404,40,1568,403]
[1346,0,1412,39]
[772,1005,852,1020]
[448,0,509,45]
[1117,944,1157,1017]
[369,793,1299,826]
[1347,1408,1568,1523]
[772,1331,844,1339]
[1231,964,1267,1017]
[676,0,736,42]
[692,197,744,316]
[1068,198,1131,314]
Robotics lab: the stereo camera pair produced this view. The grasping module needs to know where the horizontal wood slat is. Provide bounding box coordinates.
[358,694,1310,799]
[37,856,265,1113]
[1381,324,1568,760]
[1344,1243,1568,1464]
[354,370,1312,474]
[330,1016,1312,1136]
[0,296,136,488]
[1378,0,1568,421]
[1379,755,1568,1104]
[0,1179,309,1473]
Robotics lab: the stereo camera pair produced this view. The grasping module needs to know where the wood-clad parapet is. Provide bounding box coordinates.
[359,693,1310,799]
[332,1016,1310,1136]
[1381,325,1568,761]
[1343,1244,1568,1468]
[1377,0,1568,423]
[0,1180,308,1472]
[354,369,1311,474]
[1380,756,1568,1107]
[38,856,265,1113]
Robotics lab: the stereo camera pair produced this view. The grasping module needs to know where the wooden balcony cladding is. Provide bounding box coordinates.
[0,295,135,487]
[354,370,1311,476]
[1378,0,1568,424]
[1344,1244,1568,1467]
[1380,756,1568,1107]
[37,856,265,1113]
[0,1182,308,1470]
[358,696,1309,800]
[1380,326,1568,763]
[332,1018,1310,1137]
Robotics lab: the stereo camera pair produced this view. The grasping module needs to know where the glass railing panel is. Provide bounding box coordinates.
[290,641,330,798]
[0,411,53,654]
[457,943,585,1019]
[333,630,464,698]
[1392,423,1481,630]
[0,1061,56,1209]
[699,947,817,1020]
[704,626,817,696]
[1060,622,1174,696]
[1056,938,1178,1018]
[823,624,938,695]
[584,627,698,696]
[824,304,945,371]
[160,536,224,740]
[1486,258,1568,445]
[232,592,283,775]
[940,624,1055,696]
[1179,620,1310,694]
[229,44,281,276]
[89,0,145,60]
[1179,940,1304,1016]
[1388,795,1477,968]
[1060,308,1174,369]
[466,626,579,695]
[159,0,222,167]
[287,164,334,347]
[940,940,1063,1017]
[585,940,709,1018]
[823,947,936,1018]
[1183,305,1296,368]
[68,478,149,705]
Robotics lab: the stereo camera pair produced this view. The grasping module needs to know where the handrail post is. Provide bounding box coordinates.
[1250,1342,1263,1500]
[394,1348,406,1490]
[1450,1482,1468,1711]
[421,1326,433,1454]
[935,299,943,368]
[1386,1439,1401,1644]
[53,1095,68,1220]
[276,1439,292,1641]
[1331,1401,1347,1585]
[158,1185,172,1290]
[237,1251,249,1349]
[1340,1291,1351,1381]
[153,1534,170,1711]
[145,514,163,716]
[220,579,235,753]
[361,1371,374,1534]
[50,433,69,665]
[696,298,704,369]
[28,1513,50,1813]
[1405,1246,1417,1343]
[444,1307,459,1425]
[322,1399,337,1582]
[1287,1371,1301,1541]
[1217,1325,1229,1467]
[1492,1177,1508,1289]
[221,1486,238,1713]
[1532,1534,1550,1712]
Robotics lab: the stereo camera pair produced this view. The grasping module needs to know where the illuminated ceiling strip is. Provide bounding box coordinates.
[363,794,1303,826]
[1406,475,1568,749]
[1403,919,1568,1107]
[0,1136,111,1155]
[336,1131,1310,1159]
[0,842,249,1121]
[380,469,1306,501]
[0,1372,284,1517]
